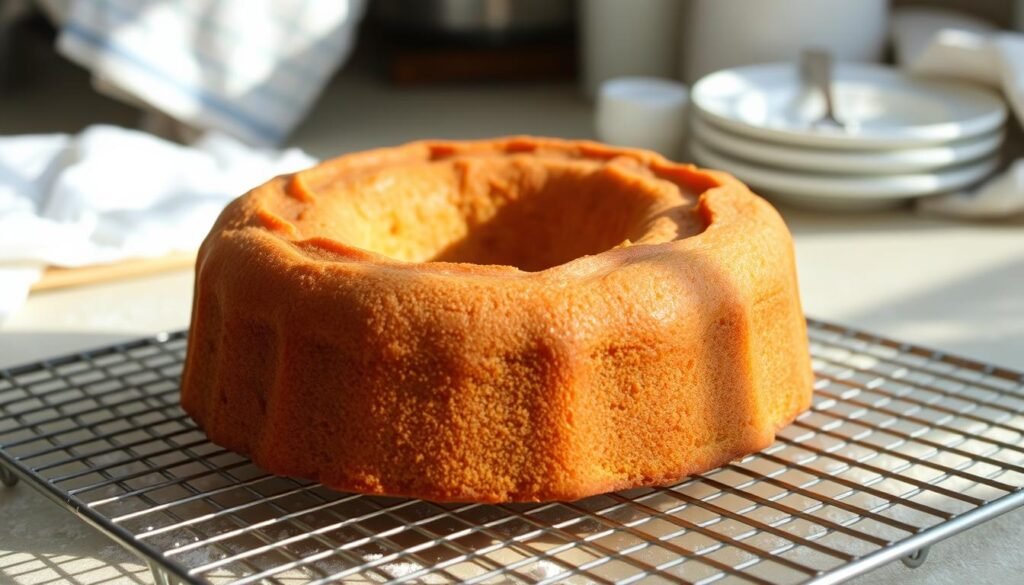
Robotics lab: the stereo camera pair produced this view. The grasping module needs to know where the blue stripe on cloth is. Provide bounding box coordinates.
[96,0,310,111]
[63,22,285,144]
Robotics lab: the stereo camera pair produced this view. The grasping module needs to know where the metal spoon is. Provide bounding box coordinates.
[800,48,845,130]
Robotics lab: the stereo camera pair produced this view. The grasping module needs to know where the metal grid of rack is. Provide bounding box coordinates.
[1,318,1022,584]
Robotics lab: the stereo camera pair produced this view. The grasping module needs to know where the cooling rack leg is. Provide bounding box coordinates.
[147,561,180,585]
[0,463,17,487]
[901,546,930,569]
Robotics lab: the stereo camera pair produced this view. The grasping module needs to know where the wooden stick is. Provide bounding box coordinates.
[31,252,196,292]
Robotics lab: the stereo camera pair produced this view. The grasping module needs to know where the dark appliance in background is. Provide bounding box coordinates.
[371,0,577,84]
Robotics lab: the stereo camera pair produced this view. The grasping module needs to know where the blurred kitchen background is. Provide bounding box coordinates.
[2,0,1021,151]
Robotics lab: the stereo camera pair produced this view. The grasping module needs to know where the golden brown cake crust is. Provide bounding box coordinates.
[181,137,814,503]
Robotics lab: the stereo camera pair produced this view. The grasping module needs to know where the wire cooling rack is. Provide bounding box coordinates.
[1,319,1023,585]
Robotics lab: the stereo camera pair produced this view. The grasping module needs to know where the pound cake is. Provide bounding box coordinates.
[180,137,813,503]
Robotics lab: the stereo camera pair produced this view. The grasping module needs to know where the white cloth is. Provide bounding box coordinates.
[53,0,366,146]
[0,124,316,319]
[893,7,1024,218]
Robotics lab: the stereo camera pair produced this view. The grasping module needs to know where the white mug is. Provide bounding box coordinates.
[595,77,689,159]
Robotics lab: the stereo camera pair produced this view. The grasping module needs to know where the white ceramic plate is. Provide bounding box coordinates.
[691,140,1000,210]
[691,62,1007,149]
[691,115,1003,174]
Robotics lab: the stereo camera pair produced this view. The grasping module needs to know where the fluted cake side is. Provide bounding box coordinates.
[180,137,813,503]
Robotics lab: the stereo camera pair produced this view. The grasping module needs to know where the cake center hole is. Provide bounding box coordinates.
[317,156,692,271]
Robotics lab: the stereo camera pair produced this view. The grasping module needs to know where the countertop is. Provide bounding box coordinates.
[2,57,1024,585]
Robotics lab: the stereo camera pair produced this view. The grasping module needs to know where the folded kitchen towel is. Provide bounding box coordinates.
[53,0,366,146]
[0,124,316,320]
[893,7,1024,218]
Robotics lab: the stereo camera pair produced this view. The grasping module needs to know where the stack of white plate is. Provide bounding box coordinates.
[689,63,1008,210]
